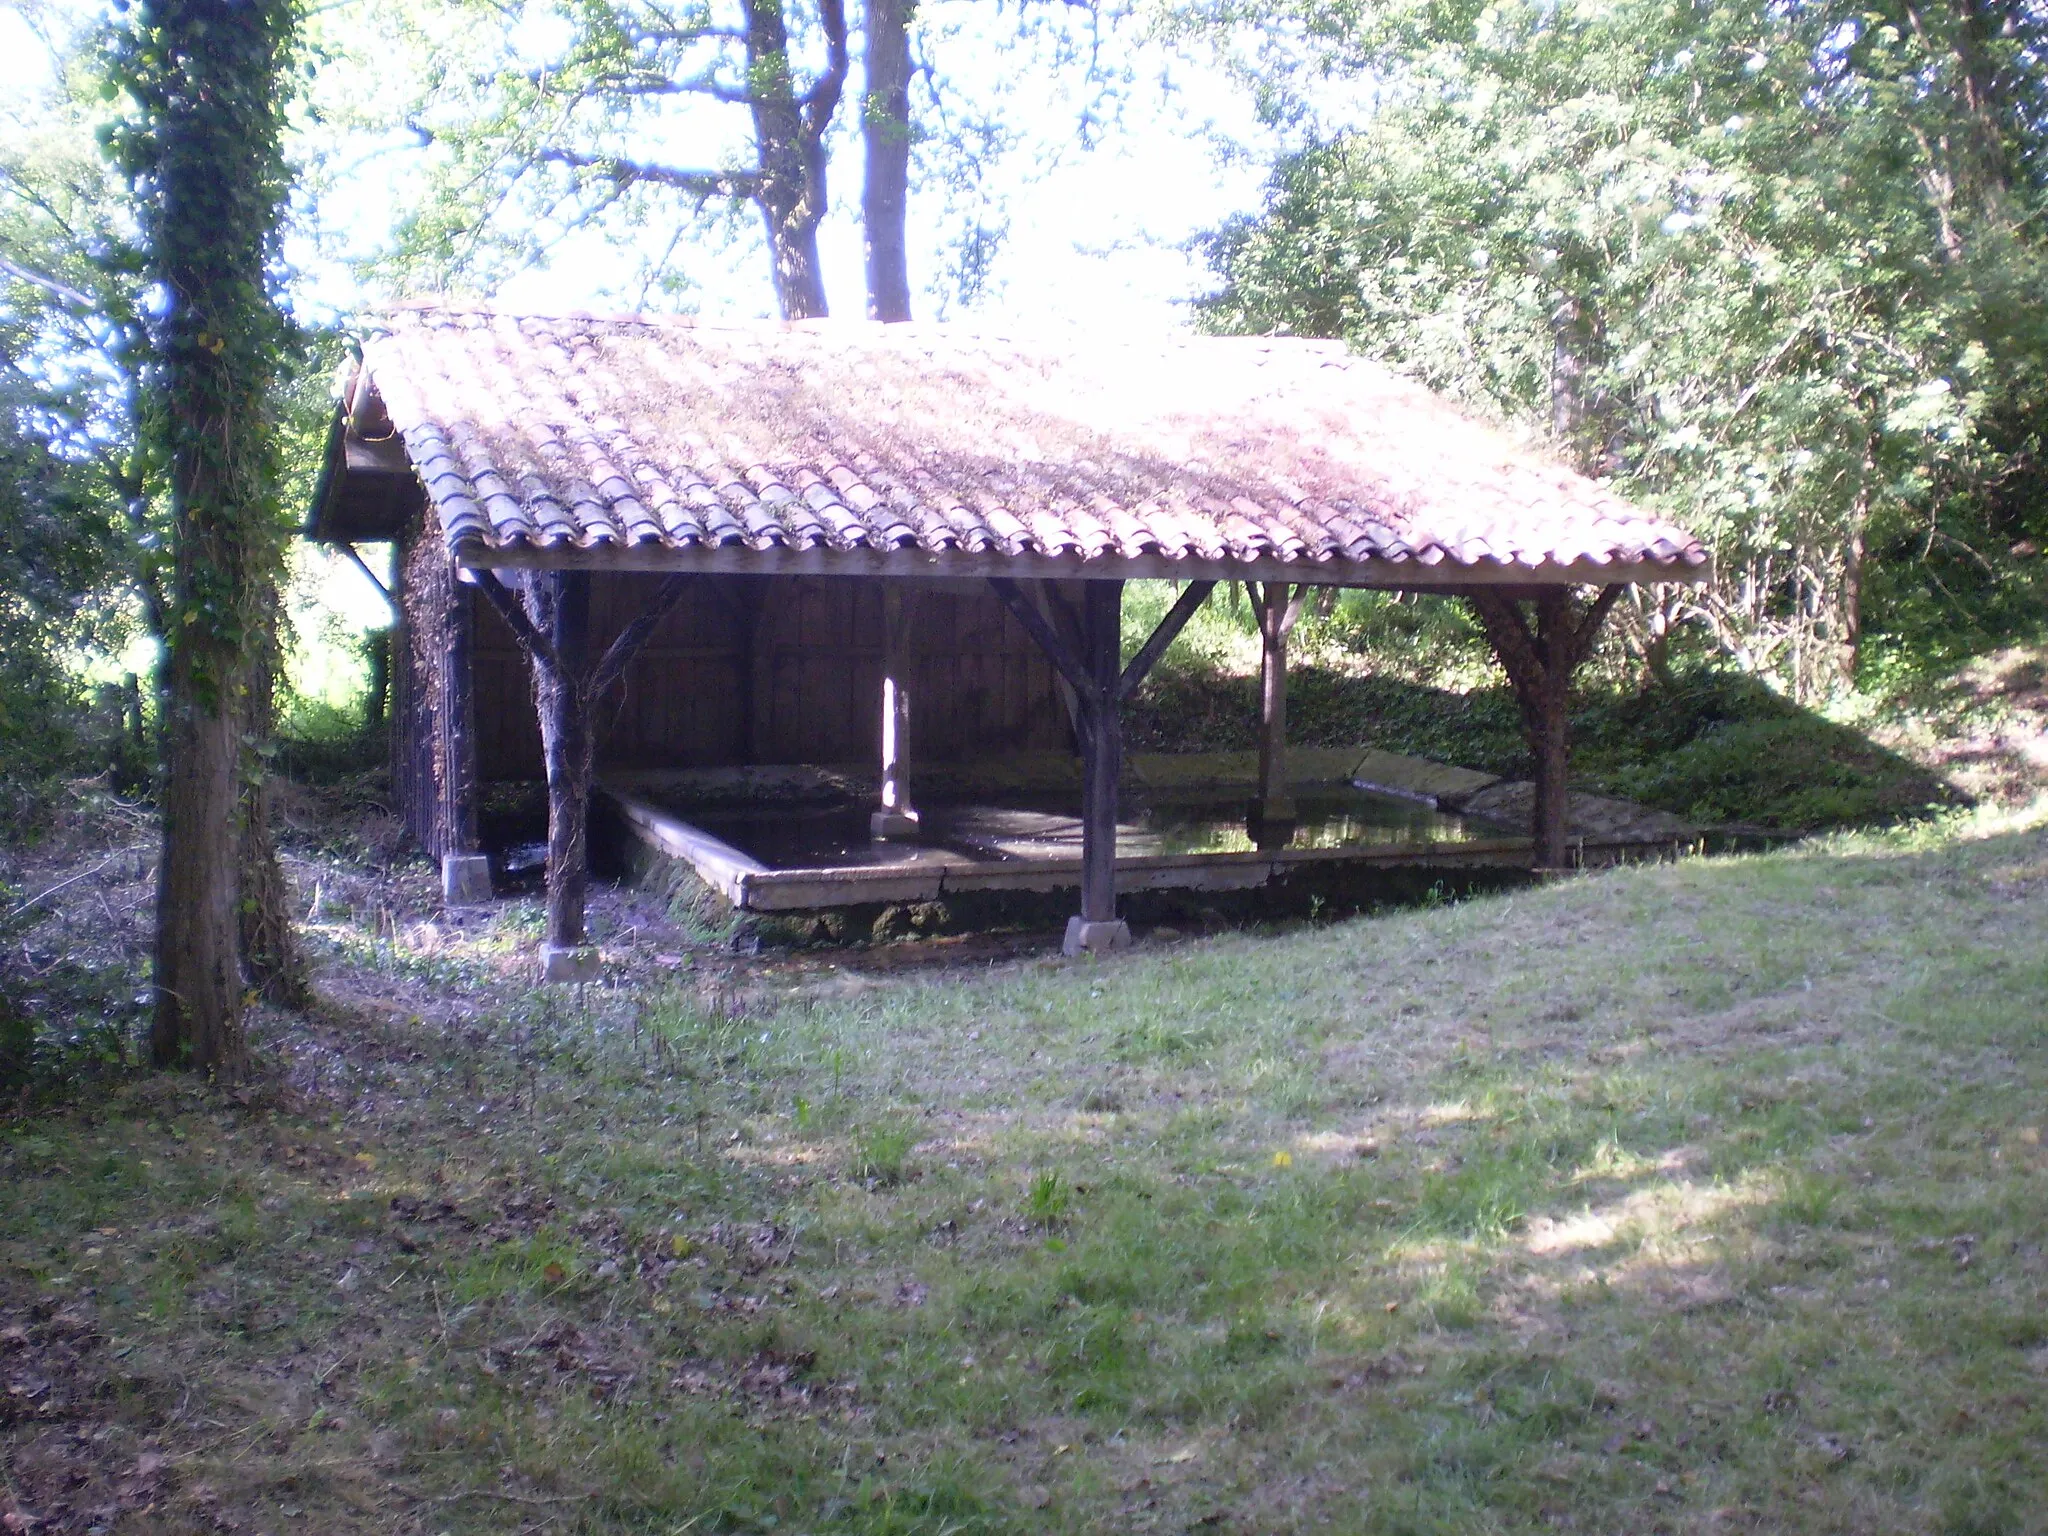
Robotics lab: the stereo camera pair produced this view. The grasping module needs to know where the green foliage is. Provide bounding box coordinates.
[0,70,140,824]
[1129,653,1950,831]
[0,989,35,1091]
[1195,0,2048,698]
[852,1118,917,1185]
[0,397,113,818]
[1023,1167,1072,1228]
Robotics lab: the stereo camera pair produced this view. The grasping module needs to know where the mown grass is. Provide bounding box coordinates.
[3,806,2046,1532]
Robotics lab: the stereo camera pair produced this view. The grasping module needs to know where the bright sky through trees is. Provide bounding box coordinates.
[0,0,1271,330]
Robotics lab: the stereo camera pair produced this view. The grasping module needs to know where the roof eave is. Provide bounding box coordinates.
[449,537,1713,589]
[304,413,426,544]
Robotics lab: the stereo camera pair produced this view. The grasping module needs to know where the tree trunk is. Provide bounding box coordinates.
[239,770,308,1007]
[744,0,846,320]
[1550,296,1588,444]
[1836,445,1875,689]
[1837,521,1866,687]
[862,0,915,322]
[239,632,309,1008]
[151,645,246,1073]
[1898,0,2017,253]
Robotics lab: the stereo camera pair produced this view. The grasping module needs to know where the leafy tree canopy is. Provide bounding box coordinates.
[1193,0,2048,694]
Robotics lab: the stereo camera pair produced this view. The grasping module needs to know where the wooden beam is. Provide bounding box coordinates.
[1118,580,1216,701]
[987,577,1093,696]
[873,586,919,839]
[439,579,488,904]
[444,573,478,852]
[338,541,398,617]
[474,568,705,978]
[534,572,594,960]
[472,568,561,674]
[988,575,1135,952]
[590,573,689,698]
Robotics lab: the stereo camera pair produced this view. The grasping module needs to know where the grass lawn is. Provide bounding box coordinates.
[3,801,2046,1533]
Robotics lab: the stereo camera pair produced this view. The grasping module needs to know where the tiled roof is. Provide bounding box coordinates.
[354,305,1708,579]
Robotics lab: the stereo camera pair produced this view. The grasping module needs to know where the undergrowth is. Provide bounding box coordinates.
[1127,659,1956,831]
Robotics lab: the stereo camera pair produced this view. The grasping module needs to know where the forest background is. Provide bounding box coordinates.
[2,0,2045,836]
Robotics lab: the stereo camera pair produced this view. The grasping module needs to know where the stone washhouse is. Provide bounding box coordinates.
[306,306,1710,977]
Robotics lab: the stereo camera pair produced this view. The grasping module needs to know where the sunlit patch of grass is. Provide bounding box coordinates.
[447,1229,594,1304]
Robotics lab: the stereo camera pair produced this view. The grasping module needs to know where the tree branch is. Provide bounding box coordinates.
[0,252,95,309]
[801,0,852,136]
[1119,581,1215,700]
[1566,585,1624,671]
[533,148,759,198]
[1465,589,1545,732]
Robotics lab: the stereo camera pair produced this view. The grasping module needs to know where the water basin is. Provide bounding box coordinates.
[663,786,1478,872]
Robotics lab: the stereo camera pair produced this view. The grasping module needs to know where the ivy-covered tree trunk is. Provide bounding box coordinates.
[115,0,298,1075]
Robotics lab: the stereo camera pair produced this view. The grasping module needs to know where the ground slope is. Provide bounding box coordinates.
[3,803,2046,1533]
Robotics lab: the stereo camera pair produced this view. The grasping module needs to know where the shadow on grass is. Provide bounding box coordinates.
[1127,662,1960,832]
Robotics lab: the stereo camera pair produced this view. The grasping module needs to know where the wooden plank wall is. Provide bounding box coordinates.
[470,574,1071,780]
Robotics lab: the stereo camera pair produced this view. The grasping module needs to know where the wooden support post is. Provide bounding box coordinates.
[1465,584,1622,870]
[989,576,1214,954]
[439,577,490,906]
[1532,591,1571,868]
[474,568,692,980]
[534,570,594,977]
[872,586,920,840]
[1251,582,1308,849]
[1075,579,1125,946]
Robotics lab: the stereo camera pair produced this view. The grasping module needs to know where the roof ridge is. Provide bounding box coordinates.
[373,299,1357,356]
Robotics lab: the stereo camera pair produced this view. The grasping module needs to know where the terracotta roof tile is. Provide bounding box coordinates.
[360,306,1710,579]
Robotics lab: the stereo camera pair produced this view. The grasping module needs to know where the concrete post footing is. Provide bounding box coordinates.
[539,944,602,984]
[1063,917,1132,957]
[442,852,493,906]
[870,808,922,841]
